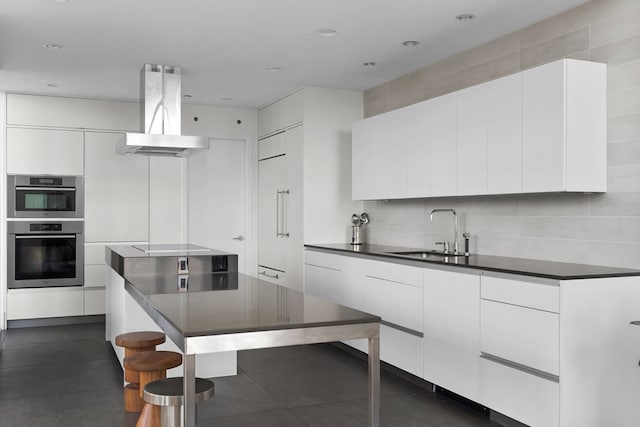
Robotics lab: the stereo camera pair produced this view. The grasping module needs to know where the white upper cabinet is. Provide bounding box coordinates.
[258,89,304,138]
[352,59,606,200]
[406,101,431,197]
[7,128,84,175]
[352,107,408,200]
[457,85,488,196]
[84,132,149,242]
[487,72,523,194]
[430,93,457,197]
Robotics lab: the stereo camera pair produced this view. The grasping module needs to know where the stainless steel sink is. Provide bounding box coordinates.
[387,250,461,259]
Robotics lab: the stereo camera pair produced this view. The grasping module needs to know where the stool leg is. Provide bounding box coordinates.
[124,346,156,383]
[124,383,145,412]
[139,370,166,398]
[161,405,182,427]
[135,402,160,427]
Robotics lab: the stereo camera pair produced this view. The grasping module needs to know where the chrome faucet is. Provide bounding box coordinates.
[430,209,459,255]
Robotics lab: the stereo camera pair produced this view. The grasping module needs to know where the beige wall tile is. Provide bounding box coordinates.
[520,28,590,69]
[363,96,390,118]
[518,193,591,216]
[464,216,520,237]
[589,216,640,242]
[590,0,640,23]
[590,34,640,66]
[608,88,640,117]
[446,52,521,93]
[473,235,519,257]
[519,217,590,239]
[589,241,640,268]
[364,83,390,105]
[607,60,640,91]
[590,6,640,47]
[591,191,640,216]
[518,237,591,264]
[608,140,640,166]
[520,3,590,48]
[443,32,521,75]
[607,164,640,192]
[608,113,640,142]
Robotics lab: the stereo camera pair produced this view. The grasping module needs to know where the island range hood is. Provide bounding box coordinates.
[117,64,209,157]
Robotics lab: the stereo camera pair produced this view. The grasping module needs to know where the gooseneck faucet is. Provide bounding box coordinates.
[430,209,459,255]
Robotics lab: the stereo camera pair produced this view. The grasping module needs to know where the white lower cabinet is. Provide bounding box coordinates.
[84,287,106,315]
[423,268,481,402]
[7,287,84,320]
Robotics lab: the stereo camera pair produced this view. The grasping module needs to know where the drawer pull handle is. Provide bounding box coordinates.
[259,270,279,279]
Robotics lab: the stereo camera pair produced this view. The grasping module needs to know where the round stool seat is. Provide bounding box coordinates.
[124,351,183,372]
[116,331,166,349]
[144,378,215,406]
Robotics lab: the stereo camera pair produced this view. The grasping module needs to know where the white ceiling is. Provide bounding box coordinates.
[0,0,590,109]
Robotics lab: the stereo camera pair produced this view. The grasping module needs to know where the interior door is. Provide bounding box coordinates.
[187,138,248,273]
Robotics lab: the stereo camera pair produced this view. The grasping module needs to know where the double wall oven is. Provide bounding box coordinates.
[7,175,84,289]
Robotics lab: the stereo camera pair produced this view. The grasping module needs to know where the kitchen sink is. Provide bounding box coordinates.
[387,250,462,259]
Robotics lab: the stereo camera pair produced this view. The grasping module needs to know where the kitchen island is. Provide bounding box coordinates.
[105,244,381,427]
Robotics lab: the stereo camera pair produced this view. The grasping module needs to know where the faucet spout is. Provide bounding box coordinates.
[429,209,459,254]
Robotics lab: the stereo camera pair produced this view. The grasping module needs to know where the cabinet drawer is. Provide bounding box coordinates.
[258,266,286,287]
[305,250,343,271]
[258,131,286,160]
[365,276,423,332]
[8,288,84,320]
[84,287,106,315]
[481,275,559,313]
[481,299,559,375]
[305,263,341,302]
[365,260,423,287]
[480,357,559,427]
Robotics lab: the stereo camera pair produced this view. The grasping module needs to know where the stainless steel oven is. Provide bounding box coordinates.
[8,175,84,218]
[7,221,84,289]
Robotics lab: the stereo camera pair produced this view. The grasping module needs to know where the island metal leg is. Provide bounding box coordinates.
[183,354,196,427]
[368,330,380,427]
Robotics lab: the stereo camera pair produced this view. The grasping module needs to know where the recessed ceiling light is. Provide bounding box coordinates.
[455,13,476,21]
[43,43,65,50]
[54,0,69,3]
[221,97,233,101]
[46,83,59,87]
[363,62,377,67]
[317,28,339,37]
[266,66,282,72]
[401,40,420,47]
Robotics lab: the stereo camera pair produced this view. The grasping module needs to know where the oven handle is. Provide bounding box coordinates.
[15,235,77,239]
[15,186,76,191]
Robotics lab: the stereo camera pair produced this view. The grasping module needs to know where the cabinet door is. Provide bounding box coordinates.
[423,269,481,402]
[457,85,488,195]
[487,73,523,194]
[7,288,84,320]
[352,109,407,199]
[407,101,431,197]
[258,152,287,272]
[84,132,149,242]
[7,128,84,175]
[522,61,565,193]
[258,90,303,138]
[430,93,457,196]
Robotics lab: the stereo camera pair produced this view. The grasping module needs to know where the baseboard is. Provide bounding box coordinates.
[8,314,105,328]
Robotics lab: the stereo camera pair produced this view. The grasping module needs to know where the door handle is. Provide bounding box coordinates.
[282,189,290,237]
[232,235,244,241]
[259,270,279,279]
[276,190,283,237]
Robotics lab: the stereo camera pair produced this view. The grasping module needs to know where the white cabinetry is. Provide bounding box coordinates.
[84,132,149,243]
[423,268,480,402]
[352,59,606,200]
[258,88,363,291]
[7,287,84,320]
[487,72,523,194]
[406,102,431,197]
[6,128,84,175]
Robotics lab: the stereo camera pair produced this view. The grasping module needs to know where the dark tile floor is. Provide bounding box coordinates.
[0,322,500,427]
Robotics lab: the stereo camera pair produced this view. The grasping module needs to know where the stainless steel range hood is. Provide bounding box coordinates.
[117,64,209,157]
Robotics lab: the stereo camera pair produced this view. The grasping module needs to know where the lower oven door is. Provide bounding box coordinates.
[8,223,84,289]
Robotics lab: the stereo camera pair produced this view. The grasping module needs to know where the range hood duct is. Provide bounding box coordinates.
[117,64,209,157]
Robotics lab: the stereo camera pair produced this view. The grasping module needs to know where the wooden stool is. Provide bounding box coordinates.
[116,331,166,412]
[136,377,215,427]
[124,350,183,418]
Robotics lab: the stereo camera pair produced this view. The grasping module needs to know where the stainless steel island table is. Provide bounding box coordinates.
[125,272,381,427]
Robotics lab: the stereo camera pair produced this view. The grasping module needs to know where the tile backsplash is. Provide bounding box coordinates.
[363,0,640,269]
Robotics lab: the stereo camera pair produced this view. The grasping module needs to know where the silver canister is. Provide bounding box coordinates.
[351,225,364,245]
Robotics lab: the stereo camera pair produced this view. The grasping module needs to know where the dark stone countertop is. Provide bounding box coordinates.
[305,243,640,280]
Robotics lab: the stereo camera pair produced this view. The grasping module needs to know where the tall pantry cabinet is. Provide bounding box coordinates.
[257,87,363,291]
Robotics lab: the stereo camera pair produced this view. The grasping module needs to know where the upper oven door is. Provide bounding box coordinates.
[8,175,84,218]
